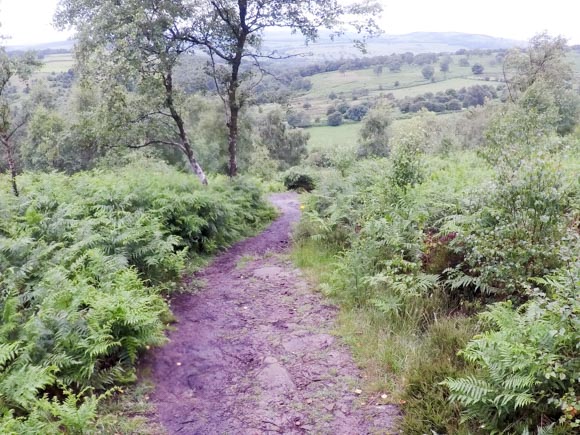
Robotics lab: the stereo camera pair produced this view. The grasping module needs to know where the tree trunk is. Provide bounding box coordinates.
[227,103,239,177]
[184,142,208,185]
[163,72,208,185]
[225,8,247,178]
[2,136,19,197]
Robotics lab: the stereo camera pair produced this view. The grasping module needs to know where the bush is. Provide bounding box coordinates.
[282,167,317,191]
[293,120,578,433]
[345,104,369,122]
[472,63,485,75]
[327,111,343,126]
[446,154,575,301]
[357,105,391,158]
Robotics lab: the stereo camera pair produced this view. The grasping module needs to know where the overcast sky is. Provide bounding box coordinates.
[1,0,579,46]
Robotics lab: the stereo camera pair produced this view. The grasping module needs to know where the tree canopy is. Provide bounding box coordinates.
[57,0,382,177]
[0,37,41,195]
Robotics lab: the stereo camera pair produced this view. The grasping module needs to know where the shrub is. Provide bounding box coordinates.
[327,111,343,127]
[345,104,369,122]
[282,167,317,191]
[446,155,574,300]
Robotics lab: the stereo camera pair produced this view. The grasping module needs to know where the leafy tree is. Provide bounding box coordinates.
[286,110,311,128]
[421,65,435,80]
[459,57,470,67]
[20,105,67,171]
[177,0,382,176]
[0,38,40,195]
[440,56,451,76]
[415,53,438,65]
[258,109,308,169]
[345,104,369,121]
[56,0,209,183]
[327,111,343,126]
[471,63,484,75]
[357,104,391,158]
[503,32,579,134]
[388,61,401,72]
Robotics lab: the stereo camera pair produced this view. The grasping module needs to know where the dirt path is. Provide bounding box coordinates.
[145,192,399,434]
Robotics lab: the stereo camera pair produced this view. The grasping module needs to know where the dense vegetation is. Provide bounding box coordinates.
[1,0,580,430]
[397,84,501,113]
[0,162,275,431]
[295,120,579,434]
[292,34,579,434]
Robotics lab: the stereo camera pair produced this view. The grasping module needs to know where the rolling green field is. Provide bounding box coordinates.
[294,53,506,118]
[306,112,463,151]
[40,53,75,73]
[306,123,362,151]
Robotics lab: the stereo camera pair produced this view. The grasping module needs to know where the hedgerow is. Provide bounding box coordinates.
[0,160,275,431]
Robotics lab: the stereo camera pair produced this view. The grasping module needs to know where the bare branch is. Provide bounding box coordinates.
[127,139,183,149]
[6,115,29,141]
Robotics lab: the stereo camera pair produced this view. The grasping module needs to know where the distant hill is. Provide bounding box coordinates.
[6,31,524,58]
[6,39,75,52]
[380,32,524,50]
[263,30,525,60]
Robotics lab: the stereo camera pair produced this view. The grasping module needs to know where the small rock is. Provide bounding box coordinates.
[354,389,362,395]
[257,363,295,391]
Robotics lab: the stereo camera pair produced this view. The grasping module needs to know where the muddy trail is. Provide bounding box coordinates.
[144,192,399,434]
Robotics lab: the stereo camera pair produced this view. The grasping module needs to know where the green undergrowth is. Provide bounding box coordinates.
[0,160,276,432]
[292,142,579,434]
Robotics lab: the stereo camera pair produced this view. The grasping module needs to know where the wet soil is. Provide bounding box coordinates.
[145,192,400,434]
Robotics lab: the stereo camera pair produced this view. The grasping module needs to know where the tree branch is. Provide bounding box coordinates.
[6,115,29,141]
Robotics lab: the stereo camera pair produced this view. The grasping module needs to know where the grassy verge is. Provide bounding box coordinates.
[292,238,479,433]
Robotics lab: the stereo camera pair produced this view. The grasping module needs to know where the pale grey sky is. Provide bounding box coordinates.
[1,0,579,46]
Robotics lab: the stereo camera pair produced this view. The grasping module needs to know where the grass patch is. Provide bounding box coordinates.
[236,254,258,269]
[291,53,508,118]
[95,379,164,434]
[306,123,361,152]
[40,53,75,73]
[292,237,481,432]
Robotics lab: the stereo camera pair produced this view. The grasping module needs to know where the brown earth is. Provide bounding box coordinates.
[144,192,400,434]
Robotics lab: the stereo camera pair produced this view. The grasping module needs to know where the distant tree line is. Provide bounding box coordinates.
[398,84,501,113]
[296,48,511,78]
[7,48,71,58]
